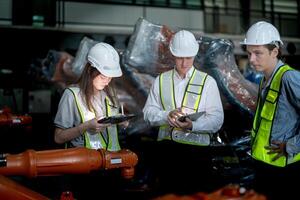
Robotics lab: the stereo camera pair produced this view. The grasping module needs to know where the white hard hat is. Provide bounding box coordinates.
[87,42,122,77]
[169,30,199,57]
[241,21,283,46]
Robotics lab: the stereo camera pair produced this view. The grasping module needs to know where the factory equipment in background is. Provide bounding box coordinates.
[123,18,258,116]
[20,17,261,198]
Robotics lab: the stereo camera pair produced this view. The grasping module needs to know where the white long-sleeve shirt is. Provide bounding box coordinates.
[143,67,224,133]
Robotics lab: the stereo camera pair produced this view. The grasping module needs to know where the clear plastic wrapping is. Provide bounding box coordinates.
[123,18,175,76]
[123,18,258,115]
[196,37,258,115]
[72,37,98,76]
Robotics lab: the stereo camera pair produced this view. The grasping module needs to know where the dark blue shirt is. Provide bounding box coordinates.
[261,60,300,156]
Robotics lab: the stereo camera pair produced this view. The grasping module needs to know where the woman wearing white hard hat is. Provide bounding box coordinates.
[54,42,124,151]
[241,21,300,200]
[143,30,224,192]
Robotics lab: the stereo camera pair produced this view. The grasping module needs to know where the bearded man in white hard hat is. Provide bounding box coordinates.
[241,21,300,200]
[142,30,224,192]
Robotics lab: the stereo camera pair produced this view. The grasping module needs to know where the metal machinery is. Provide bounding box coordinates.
[0,107,32,127]
[0,107,33,153]
[0,147,138,199]
[153,184,266,200]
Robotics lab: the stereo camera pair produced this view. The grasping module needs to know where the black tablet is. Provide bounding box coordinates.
[98,114,136,124]
[178,112,205,122]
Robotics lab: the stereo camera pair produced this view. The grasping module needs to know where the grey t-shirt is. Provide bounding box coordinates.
[54,87,106,147]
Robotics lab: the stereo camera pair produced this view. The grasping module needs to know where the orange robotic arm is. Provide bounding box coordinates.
[0,147,138,179]
[0,175,50,200]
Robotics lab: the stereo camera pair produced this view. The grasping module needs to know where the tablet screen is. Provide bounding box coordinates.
[98,114,136,124]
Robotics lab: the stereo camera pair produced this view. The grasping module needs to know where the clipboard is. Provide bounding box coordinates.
[178,111,205,122]
[98,114,136,124]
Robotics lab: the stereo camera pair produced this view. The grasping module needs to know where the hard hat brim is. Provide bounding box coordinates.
[240,40,283,46]
[170,47,199,57]
[101,68,123,78]
[89,62,123,78]
[95,65,123,78]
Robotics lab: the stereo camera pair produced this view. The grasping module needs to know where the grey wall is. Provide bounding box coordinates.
[0,0,12,25]
[63,2,204,34]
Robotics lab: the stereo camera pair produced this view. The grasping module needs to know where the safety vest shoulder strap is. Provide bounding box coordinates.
[159,68,207,112]
[67,87,85,123]
[158,68,209,145]
[253,65,293,130]
[104,96,121,151]
[261,65,293,121]
[270,65,293,91]
[182,69,208,113]
[67,87,112,150]
[159,70,176,110]
[251,65,295,167]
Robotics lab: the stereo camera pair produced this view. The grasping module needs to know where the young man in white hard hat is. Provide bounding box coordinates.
[241,21,300,200]
[54,42,124,151]
[142,30,224,193]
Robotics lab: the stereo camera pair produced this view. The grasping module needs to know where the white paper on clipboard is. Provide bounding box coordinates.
[178,111,206,122]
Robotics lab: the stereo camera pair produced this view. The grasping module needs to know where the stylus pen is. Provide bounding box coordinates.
[121,103,124,115]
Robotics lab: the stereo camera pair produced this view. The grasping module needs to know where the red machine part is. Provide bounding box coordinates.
[153,185,266,200]
[0,175,49,200]
[60,191,74,200]
[0,107,32,126]
[50,51,78,89]
[0,147,138,179]
[0,107,11,114]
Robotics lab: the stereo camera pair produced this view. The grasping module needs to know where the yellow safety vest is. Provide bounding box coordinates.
[158,68,210,146]
[251,65,300,167]
[68,87,121,151]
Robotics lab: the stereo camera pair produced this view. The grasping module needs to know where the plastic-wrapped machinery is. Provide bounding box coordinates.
[123,18,258,116]
[196,37,258,115]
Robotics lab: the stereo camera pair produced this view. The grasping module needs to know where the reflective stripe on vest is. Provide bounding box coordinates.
[104,97,121,151]
[251,65,300,167]
[158,68,210,146]
[68,87,120,151]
